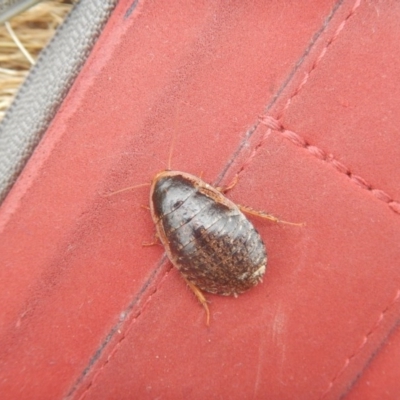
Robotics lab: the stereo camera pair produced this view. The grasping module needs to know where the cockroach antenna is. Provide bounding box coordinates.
[105,182,150,197]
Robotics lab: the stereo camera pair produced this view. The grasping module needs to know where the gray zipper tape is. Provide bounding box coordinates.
[0,0,43,23]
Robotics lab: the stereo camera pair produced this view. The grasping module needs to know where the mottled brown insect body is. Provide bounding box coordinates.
[150,170,267,296]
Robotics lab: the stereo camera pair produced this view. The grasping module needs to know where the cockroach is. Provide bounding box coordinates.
[150,170,266,323]
[148,169,301,325]
[109,138,301,325]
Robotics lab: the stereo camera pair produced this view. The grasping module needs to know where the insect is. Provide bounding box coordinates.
[109,132,301,325]
[148,169,300,325]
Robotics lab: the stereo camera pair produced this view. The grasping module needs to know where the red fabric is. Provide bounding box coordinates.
[1,0,400,399]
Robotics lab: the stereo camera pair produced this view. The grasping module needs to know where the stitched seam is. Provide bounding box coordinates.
[276,0,361,120]
[320,290,400,399]
[217,0,361,187]
[68,261,174,400]
[259,116,400,216]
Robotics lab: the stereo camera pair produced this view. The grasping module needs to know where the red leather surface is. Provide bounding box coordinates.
[1,0,400,399]
[346,321,400,400]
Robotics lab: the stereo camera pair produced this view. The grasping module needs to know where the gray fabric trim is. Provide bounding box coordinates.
[0,1,43,24]
[0,0,118,203]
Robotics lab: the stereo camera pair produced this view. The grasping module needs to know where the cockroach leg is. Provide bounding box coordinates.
[185,278,210,326]
[216,174,239,194]
[238,204,304,227]
[142,232,161,247]
[141,205,151,211]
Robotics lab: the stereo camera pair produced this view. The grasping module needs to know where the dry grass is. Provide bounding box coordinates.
[0,0,75,121]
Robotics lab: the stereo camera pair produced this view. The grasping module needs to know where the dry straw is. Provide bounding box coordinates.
[0,0,74,121]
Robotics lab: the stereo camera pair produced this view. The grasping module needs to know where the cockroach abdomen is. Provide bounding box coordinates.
[149,170,267,297]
